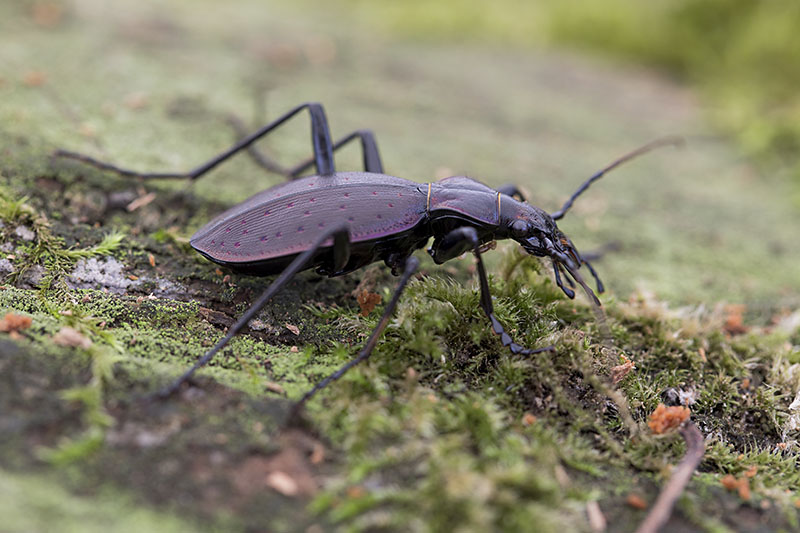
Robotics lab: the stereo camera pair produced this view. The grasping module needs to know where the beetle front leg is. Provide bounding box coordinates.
[434,226,555,356]
[427,226,477,264]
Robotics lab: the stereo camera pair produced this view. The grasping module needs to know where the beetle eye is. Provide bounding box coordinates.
[510,220,530,238]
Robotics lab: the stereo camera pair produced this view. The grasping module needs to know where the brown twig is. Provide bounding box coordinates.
[634,420,705,533]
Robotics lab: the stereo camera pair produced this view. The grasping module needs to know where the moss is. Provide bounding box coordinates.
[0,468,208,533]
[5,137,800,530]
[1,1,799,530]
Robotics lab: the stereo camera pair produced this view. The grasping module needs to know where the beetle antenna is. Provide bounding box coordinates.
[562,263,600,307]
[563,262,613,345]
[551,136,683,220]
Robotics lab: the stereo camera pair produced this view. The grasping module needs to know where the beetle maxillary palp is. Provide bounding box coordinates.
[551,259,576,299]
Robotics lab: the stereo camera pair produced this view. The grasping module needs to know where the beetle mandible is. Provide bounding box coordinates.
[56,102,679,407]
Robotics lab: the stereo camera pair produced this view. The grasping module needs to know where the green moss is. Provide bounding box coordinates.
[0,469,207,533]
[1,0,799,530]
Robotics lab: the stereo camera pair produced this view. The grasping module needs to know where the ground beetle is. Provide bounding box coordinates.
[56,102,678,407]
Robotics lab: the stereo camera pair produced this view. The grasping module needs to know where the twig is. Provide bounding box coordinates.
[634,420,705,533]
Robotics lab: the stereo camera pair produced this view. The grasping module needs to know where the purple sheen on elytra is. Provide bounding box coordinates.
[190,172,432,263]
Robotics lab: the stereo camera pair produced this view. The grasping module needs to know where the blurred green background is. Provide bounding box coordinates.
[344,0,800,185]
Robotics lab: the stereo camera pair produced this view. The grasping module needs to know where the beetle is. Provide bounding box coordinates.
[56,102,678,406]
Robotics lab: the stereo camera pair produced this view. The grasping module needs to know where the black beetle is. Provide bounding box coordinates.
[56,102,678,406]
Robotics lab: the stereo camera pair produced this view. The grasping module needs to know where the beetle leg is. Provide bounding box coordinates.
[54,102,336,179]
[332,227,351,273]
[385,252,409,276]
[436,226,555,356]
[225,114,292,175]
[292,255,419,412]
[287,129,384,177]
[428,226,480,264]
[154,223,351,399]
[495,184,526,202]
[573,243,618,295]
[477,240,497,254]
[231,121,385,178]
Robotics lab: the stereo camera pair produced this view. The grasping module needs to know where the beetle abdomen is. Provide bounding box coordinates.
[191,172,428,264]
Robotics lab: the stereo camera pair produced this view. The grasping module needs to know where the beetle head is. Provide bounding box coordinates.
[504,137,683,307]
[508,212,602,305]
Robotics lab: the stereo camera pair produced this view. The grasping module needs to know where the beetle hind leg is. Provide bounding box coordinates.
[287,129,384,177]
[153,223,352,399]
[235,125,385,178]
[293,255,420,412]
